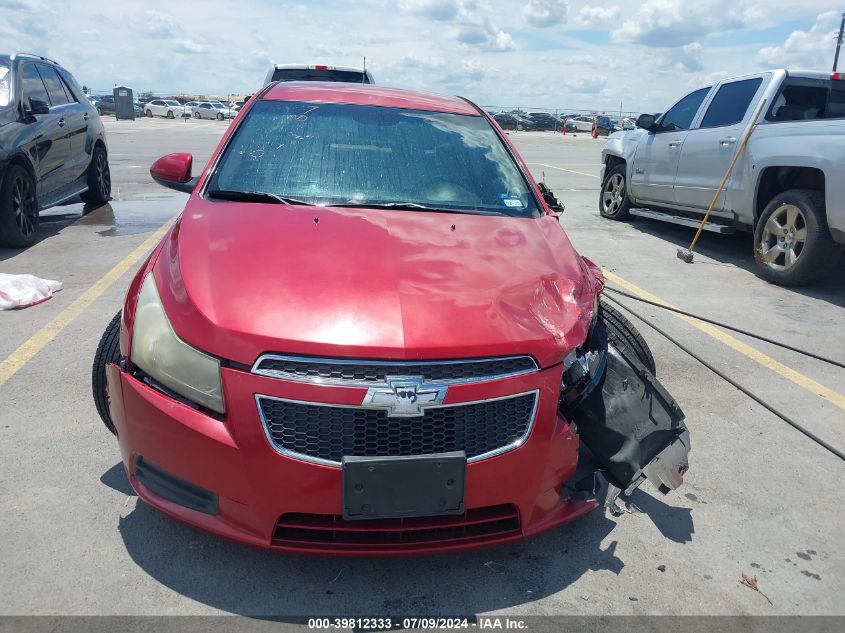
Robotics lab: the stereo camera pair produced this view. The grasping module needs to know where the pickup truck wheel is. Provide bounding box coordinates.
[92,312,121,435]
[599,299,656,375]
[754,190,839,286]
[599,165,631,219]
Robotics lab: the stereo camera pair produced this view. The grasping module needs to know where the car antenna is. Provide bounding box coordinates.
[362,55,367,83]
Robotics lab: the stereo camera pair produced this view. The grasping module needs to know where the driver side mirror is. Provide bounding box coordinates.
[538,182,564,217]
[150,153,198,193]
[26,98,50,116]
[636,113,657,132]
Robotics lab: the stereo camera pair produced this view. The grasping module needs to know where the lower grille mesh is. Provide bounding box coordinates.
[258,392,537,464]
[273,504,521,550]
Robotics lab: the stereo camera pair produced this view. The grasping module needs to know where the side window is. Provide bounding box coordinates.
[37,65,70,106]
[56,69,80,102]
[658,87,711,132]
[21,64,49,107]
[767,79,845,121]
[699,78,762,128]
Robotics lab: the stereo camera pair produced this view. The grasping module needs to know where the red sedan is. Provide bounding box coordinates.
[92,82,690,554]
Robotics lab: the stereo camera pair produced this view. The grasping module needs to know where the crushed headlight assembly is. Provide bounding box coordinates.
[130,274,225,414]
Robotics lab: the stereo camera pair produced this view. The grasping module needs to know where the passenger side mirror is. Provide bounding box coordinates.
[636,113,656,131]
[150,153,197,193]
[27,98,50,116]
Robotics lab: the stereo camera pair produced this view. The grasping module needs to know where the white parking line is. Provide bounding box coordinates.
[527,162,599,179]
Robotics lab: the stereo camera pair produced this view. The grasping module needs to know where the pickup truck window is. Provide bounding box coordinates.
[766,78,845,121]
[657,87,710,132]
[700,78,762,128]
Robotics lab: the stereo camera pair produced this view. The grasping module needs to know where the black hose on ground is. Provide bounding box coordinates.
[604,286,845,370]
[603,294,845,463]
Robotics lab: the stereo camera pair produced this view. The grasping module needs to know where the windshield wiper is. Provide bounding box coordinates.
[207,189,314,206]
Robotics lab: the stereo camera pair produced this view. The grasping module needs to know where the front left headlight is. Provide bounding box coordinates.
[130,274,225,414]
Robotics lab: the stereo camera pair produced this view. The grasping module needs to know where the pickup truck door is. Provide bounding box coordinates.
[673,76,766,215]
[629,87,711,205]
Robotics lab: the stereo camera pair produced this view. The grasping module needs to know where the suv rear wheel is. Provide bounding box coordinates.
[0,164,39,247]
[599,165,631,220]
[753,189,839,286]
[80,145,111,207]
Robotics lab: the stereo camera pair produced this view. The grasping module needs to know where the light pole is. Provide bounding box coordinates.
[834,12,845,72]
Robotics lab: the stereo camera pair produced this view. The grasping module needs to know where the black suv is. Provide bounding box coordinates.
[0,53,111,247]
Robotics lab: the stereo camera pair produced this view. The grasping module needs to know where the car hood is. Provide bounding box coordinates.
[152,198,603,368]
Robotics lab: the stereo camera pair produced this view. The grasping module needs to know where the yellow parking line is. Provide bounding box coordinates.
[0,225,169,387]
[603,269,845,412]
[528,162,600,179]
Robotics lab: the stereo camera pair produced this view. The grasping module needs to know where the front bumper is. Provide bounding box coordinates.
[107,362,595,555]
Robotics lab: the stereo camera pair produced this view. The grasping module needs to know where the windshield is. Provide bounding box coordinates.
[271,68,369,84]
[0,62,10,108]
[208,100,540,217]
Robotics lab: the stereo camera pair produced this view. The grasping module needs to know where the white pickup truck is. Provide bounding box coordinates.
[600,69,845,285]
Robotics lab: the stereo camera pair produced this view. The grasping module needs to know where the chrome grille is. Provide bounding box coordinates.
[257,391,538,466]
[251,355,538,385]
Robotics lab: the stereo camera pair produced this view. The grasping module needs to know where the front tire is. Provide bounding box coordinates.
[753,190,839,286]
[193,111,200,119]
[145,109,153,118]
[599,300,657,375]
[217,112,224,121]
[0,164,39,247]
[80,145,111,207]
[599,165,631,219]
[92,312,121,435]
[167,110,174,119]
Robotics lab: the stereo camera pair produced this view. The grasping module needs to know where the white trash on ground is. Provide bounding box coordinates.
[0,273,63,310]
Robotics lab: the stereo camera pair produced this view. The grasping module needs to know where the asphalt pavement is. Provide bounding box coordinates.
[0,118,843,617]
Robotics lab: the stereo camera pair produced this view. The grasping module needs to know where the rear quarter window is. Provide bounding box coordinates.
[767,78,845,121]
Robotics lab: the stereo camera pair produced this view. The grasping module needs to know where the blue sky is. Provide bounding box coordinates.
[1,0,843,112]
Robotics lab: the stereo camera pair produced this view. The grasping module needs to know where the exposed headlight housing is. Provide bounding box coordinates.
[130,274,225,414]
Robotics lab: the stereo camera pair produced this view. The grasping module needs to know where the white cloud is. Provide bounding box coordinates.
[576,5,620,26]
[565,75,607,93]
[397,0,460,21]
[758,11,841,68]
[137,10,182,39]
[523,0,568,28]
[612,0,760,47]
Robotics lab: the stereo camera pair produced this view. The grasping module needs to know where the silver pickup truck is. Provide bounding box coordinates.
[600,69,845,285]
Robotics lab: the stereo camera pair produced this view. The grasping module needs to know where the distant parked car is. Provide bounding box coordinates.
[0,53,111,246]
[568,116,595,132]
[492,112,519,130]
[263,64,374,86]
[527,112,558,131]
[94,95,115,116]
[182,101,199,117]
[192,101,235,120]
[144,99,183,119]
[595,116,618,136]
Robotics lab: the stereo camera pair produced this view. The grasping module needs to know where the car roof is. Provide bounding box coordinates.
[261,82,479,116]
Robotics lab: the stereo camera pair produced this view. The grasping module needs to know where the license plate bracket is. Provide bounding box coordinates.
[342,452,466,521]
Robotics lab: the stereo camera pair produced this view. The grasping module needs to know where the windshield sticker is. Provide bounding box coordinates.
[500,195,525,209]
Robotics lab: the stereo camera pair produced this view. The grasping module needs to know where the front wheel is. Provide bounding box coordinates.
[0,165,39,247]
[145,109,153,118]
[80,145,111,207]
[753,190,839,286]
[599,165,631,219]
[216,112,224,120]
[167,110,174,119]
[92,312,122,435]
[193,111,200,119]
[599,300,657,375]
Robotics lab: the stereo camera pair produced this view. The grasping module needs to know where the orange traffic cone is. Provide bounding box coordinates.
[592,120,598,139]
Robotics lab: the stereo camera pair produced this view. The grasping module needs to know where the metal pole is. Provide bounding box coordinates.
[834,12,845,72]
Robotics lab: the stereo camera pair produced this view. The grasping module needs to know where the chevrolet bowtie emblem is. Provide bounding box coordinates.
[362,376,448,417]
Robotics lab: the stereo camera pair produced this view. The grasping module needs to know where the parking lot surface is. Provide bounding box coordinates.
[1,118,843,617]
